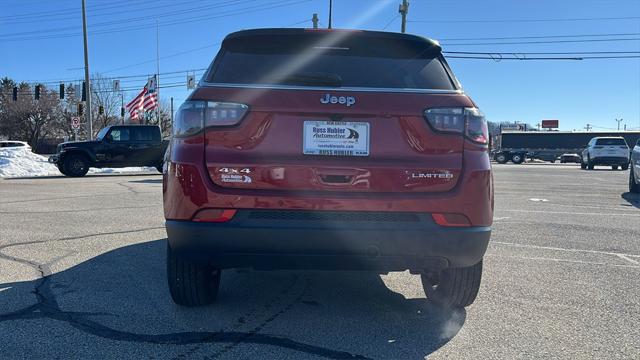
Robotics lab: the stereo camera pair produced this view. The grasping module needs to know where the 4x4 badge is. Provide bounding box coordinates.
[320,93,356,107]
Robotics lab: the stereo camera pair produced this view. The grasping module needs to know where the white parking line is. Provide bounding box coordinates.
[616,254,640,265]
[486,254,640,269]
[501,209,640,217]
[493,217,511,221]
[492,241,640,262]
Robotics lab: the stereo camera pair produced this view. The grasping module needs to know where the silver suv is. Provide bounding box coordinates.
[581,137,629,170]
[630,139,640,193]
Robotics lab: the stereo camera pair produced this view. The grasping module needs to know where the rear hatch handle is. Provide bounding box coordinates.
[314,168,357,185]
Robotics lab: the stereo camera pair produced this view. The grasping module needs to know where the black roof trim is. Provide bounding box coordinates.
[222,28,441,51]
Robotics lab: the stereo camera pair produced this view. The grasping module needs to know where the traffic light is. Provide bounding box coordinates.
[81,82,86,101]
[120,107,125,118]
[34,85,41,100]
[59,84,65,99]
[12,87,17,101]
[98,105,104,115]
[78,103,84,116]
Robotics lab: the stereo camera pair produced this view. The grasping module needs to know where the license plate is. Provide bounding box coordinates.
[303,121,370,156]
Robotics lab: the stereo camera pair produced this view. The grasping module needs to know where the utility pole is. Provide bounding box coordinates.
[170,97,174,129]
[312,13,319,29]
[156,19,161,125]
[328,0,333,29]
[81,0,92,139]
[120,92,124,125]
[615,118,623,131]
[399,0,409,33]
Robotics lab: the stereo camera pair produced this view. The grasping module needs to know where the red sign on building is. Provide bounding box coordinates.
[541,120,559,129]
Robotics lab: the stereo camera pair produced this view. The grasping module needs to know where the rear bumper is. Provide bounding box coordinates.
[165,211,491,272]
[590,156,629,165]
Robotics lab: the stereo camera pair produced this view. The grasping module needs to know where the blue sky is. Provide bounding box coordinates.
[1,0,639,131]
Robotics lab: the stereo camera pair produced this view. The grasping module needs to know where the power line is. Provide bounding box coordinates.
[285,18,313,27]
[14,68,207,86]
[442,37,640,46]
[440,32,640,41]
[408,16,640,24]
[445,55,640,61]
[0,0,310,41]
[445,51,640,55]
[0,0,214,24]
[382,14,400,31]
[101,43,220,73]
[0,82,190,97]
[0,0,262,37]
[0,0,155,20]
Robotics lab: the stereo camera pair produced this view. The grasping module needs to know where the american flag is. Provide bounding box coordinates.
[125,85,158,121]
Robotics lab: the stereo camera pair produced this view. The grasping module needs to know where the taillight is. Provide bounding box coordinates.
[173,101,248,138]
[174,101,205,138]
[424,107,488,145]
[424,108,465,133]
[205,102,249,126]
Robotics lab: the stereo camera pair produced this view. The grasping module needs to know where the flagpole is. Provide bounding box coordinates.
[155,18,160,125]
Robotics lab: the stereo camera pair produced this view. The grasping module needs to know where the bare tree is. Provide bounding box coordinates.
[90,73,123,135]
[142,99,172,138]
[0,82,65,152]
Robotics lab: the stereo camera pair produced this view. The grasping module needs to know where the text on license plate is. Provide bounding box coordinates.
[303,121,370,157]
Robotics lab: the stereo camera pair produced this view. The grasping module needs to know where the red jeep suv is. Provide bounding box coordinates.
[163,28,493,308]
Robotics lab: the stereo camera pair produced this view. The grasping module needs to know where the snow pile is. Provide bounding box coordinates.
[0,147,157,178]
[0,147,59,177]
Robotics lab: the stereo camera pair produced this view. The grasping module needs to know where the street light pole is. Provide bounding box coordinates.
[328,0,332,29]
[81,0,92,139]
[615,118,623,131]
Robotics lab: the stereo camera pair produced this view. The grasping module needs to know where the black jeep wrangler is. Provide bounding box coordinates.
[49,125,169,177]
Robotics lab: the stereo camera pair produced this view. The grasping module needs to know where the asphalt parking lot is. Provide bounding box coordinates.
[0,164,639,359]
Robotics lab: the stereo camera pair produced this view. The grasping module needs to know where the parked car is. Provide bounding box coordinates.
[560,153,581,163]
[630,139,640,193]
[48,125,168,177]
[163,28,493,309]
[580,137,629,170]
[0,140,30,149]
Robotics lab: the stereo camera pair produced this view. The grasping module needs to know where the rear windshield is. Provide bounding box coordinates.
[596,138,627,146]
[207,33,456,90]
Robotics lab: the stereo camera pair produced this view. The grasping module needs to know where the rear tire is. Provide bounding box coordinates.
[495,153,508,164]
[63,153,90,177]
[167,243,220,307]
[587,156,594,170]
[622,163,629,171]
[421,260,483,308]
[580,163,587,170]
[630,169,640,193]
[511,154,524,164]
[612,165,619,170]
[156,165,163,173]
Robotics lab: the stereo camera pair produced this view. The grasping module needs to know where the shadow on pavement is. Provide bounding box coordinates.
[128,179,163,184]
[0,239,464,359]
[3,173,161,180]
[621,192,640,209]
